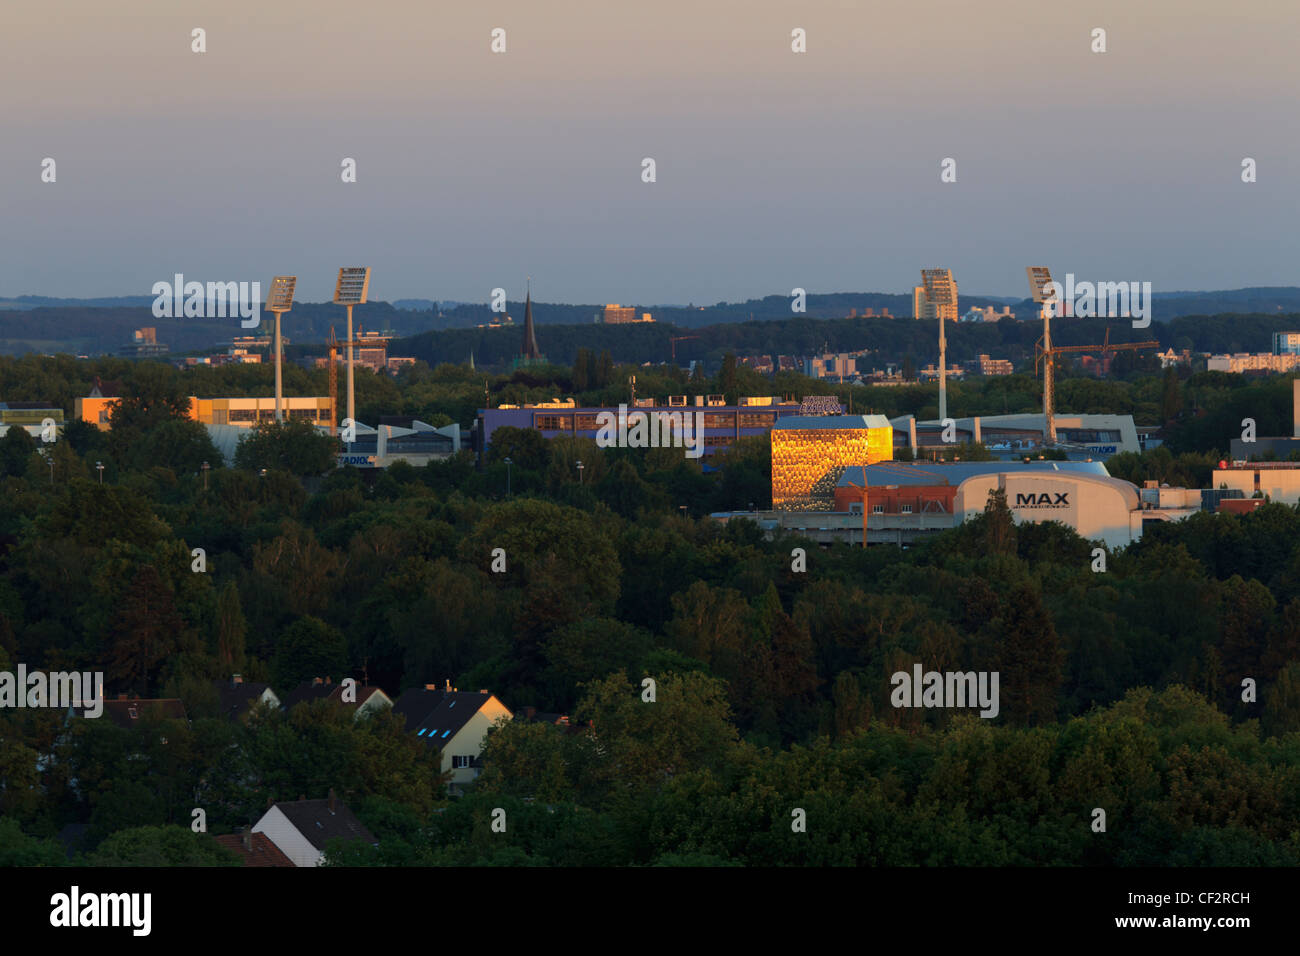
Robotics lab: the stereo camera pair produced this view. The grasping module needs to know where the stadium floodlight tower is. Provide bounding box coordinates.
[333,267,371,427]
[265,276,297,424]
[920,269,957,423]
[1026,266,1058,446]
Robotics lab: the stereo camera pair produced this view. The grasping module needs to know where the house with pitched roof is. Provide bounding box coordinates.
[251,790,377,867]
[214,675,280,723]
[214,829,294,867]
[283,677,393,720]
[392,682,512,792]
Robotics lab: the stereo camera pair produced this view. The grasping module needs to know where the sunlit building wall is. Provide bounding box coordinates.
[771,414,894,511]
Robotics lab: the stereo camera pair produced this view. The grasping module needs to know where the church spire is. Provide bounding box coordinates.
[522,282,541,360]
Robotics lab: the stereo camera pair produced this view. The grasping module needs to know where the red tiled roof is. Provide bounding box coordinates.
[214,832,294,868]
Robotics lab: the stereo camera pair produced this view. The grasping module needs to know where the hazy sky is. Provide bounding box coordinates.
[3,0,1297,303]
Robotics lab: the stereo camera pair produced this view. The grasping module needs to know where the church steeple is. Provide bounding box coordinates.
[521,282,541,360]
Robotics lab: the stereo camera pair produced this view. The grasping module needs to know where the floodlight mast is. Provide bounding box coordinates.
[920,269,957,424]
[1027,267,1058,446]
[333,268,371,432]
[266,277,297,424]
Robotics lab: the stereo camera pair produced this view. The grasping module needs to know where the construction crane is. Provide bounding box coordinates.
[670,335,699,362]
[1034,326,1161,372]
[327,325,391,437]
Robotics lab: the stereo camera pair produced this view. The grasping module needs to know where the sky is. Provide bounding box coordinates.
[3,0,1297,304]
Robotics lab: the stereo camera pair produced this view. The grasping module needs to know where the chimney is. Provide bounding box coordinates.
[328,788,337,813]
[445,679,451,692]
[241,828,252,851]
[232,674,243,685]
[266,796,273,809]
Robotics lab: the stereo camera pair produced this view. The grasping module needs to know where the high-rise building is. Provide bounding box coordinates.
[603,304,636,324]
[1273,331,1300,356]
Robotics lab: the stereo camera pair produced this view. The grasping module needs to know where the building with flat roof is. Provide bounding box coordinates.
[715,460,1199,549]
[890,412,1141,459]
[479,395,821,460]
[75,386,332,431]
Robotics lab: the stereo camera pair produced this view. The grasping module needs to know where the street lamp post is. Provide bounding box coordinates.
[201,460,209,491]
[576,460,584,485]
[96,461,104,485]
[504,456,513,496]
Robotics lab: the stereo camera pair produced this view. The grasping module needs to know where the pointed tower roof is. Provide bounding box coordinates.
[522,290,541,360]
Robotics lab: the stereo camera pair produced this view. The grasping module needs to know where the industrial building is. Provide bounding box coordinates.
[478,394,836,460]
[76,385,332,431]
[715,460,1201,549]
[890,412,1142,458]
[335,419,462,469]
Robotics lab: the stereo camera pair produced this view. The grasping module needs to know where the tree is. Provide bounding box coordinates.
[718,352,738,401]
[234,419,336,476]
[0,425,37,478]
[271,616,349,694]
[572,348,590,391]
[86,826,242,866]
[993,583,1064,725]
[214,580,247,673]
[983,486,1018,555]
[109,565,185,694]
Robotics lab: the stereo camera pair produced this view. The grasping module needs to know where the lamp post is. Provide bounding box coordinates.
[504,456,513,496]
[201,460,209,491]
[96,460,104,485]
[576,460,584,485]
[679,505,687,519]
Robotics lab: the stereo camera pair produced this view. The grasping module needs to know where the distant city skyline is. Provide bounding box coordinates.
[4,0,1297,302]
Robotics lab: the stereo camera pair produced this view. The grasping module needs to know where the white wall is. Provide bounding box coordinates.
[252,806,322,868]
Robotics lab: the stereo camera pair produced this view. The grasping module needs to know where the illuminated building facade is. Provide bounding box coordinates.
[771,414,894,511]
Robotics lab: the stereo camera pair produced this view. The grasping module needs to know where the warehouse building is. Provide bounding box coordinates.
[714,460,1199,549]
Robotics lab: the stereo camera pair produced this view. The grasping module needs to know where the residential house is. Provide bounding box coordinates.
[392,682,512,793]
[214,675,280,723]
[214,829,295,867]
[283,677,393,720]
[252,790,377,867]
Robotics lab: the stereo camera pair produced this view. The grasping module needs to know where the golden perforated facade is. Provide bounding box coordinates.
[771,417,894,511]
